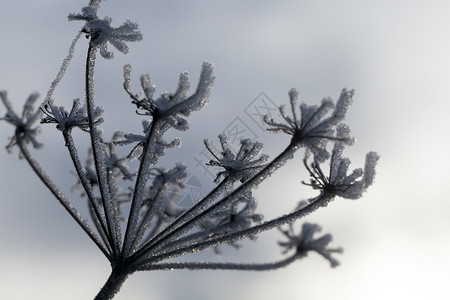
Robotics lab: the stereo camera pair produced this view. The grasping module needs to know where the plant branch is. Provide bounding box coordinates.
[121,119,159,258]
[137,253,300,272]
[131,178,231,260]
[17,136,111,260]
[63,130,114,256]
[130,139,301,264]
[85,43,121,257]
[141,192,334,265]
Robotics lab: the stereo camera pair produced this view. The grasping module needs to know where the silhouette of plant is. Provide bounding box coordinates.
[0,1,379,299]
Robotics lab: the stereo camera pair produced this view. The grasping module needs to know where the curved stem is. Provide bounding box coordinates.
[17,137,111,260]
[45,31,82,103]
[137,253,300,272]
[141,192,334,266]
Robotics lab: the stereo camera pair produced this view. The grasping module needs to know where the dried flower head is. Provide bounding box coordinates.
[264,89,355,162]
[0,91,42,154]
[68,1,143,59]
[279,223,343,267]
[40,98,103,133]
[204,134,269,183]
[303,134,380,200]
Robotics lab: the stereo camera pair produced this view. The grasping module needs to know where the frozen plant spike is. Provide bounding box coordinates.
[264,88,355,162]
[279,223,343,267]
[69,1,143,59]
[40,98,104,134]
[204,134,269,183]
[0,91,42,154]
[302,134,380,200]
[124,62,215,131]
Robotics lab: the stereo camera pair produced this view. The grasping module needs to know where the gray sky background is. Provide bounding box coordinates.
[1,0,450,299]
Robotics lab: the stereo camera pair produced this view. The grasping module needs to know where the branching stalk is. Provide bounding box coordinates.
[63,130,113,256]
[85,43,121,257]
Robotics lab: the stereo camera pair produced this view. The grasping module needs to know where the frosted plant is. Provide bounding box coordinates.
[278,222,343,268]
[0,1,379,299]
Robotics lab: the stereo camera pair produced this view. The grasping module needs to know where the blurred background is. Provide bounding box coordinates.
[1,0,450,299]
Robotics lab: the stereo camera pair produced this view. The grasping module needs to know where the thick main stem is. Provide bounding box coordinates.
[94,267,130,300]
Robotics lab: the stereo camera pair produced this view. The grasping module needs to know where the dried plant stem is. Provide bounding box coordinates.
[64,130,113,256]
[94,266,130,300]
[85,43,121,257]
[138,252,300,272]
[17,136,110,259]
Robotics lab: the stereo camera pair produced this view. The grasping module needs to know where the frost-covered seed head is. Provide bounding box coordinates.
[264,89,355,162]
[278,223,343,267]
[40,98,103,132]
[0,91,42,154]
[69,2,143,59]
[303,141,379,200]
[204,134,269,183]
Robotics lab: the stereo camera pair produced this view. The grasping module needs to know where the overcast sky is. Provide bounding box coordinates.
[1,1,450,299]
